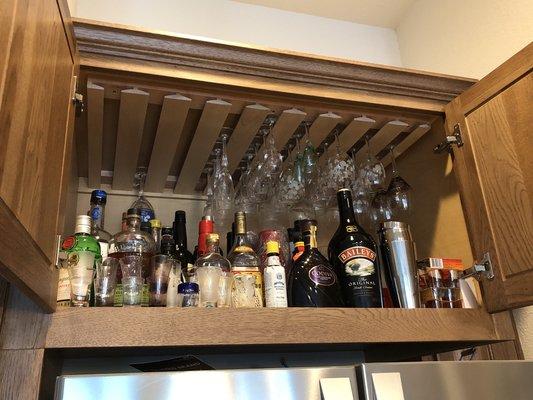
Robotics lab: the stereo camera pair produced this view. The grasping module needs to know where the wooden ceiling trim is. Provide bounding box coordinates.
[174,99,232,193]
[227,104,271,174]
[145,94,192,193]
[381,123,431,166]
[86,83,104,188]
[112,88,149,190]
[308,112,342,148]
[355,120,409,161]
[338,116,376,156]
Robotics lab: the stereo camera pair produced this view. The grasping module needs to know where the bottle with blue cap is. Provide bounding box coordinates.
[89,190,112,259]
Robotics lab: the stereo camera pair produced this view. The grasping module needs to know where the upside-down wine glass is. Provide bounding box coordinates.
[386,145,412,217]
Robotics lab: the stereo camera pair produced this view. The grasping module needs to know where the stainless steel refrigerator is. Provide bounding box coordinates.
[55,361,533,400]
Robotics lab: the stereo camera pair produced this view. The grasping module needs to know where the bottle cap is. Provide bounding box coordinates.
[266,241,279,254]
[127,208,141,218]
[174,210,186,223]
[300,219,318,234]
[199,218,214,233]
[90,190,107,205]
[295,241,304,247]
[161,226,173,236]
[75,215,93,235]
[150,219,161,228]
[178,282,199,294]
[206,233,220,244]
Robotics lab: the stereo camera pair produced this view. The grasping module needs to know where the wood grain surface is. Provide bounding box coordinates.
[0,349,44,400]
[45,308,504,349]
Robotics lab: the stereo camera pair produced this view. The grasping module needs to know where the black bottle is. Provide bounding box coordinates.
[173,211,194,280]
[289,219,344,307]
[328,189,383,308]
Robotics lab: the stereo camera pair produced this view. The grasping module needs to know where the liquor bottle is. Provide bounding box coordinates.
[130,168,155,223]
[289,219,344,307]
[150,219,162,253]
[195,233,232,307]
[61,215,102,307]
[160,239,180,307]
[140,221,151,234]
[109,208,156,306]
[291,229,305,262]
[228,212,263,308]
[173,211,195,281]
[328,188,383,308]
[195,215,214,260]
[263,241,288,308]
[88,190,111,259]
[161,226,173,242]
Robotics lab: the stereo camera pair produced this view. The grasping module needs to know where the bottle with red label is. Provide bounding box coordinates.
[328,188,383,308]
[288,219,344,307]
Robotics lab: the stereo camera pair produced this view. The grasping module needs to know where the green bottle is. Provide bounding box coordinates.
[61,215,101,307]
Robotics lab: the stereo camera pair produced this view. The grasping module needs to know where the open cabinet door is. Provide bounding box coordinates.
[0,0,79,312]
[445,43,532,313]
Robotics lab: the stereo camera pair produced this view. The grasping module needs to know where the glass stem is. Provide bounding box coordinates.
[390,146,399,178]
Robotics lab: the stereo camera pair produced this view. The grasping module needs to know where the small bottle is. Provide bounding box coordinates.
[195,233,231,308]
[289,219,344,307]
[150,219,162,253]
[88,190,111,259]
[228,212,263,308]
[173,211,195,281]
[263,241,288,308]
[328,189,383,308]
[177,282,199,307]
[61,215,102,307]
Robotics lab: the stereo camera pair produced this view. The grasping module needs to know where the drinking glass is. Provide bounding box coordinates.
[218,274,233,308]
[196,265,223,308]
[67,251,96,307]
[94,257,118,307]
[386,146,413,214]
[370,189,394,223]
[358,134,386,189]
[213,133,235,228]
[322,132,355,203]
[177,282,199,307]
[149,255,172,307]
[120,255,144,307]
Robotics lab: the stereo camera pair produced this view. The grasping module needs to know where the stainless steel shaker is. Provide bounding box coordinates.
[379,221,420,308]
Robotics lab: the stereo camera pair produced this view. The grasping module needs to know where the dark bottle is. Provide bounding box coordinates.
[328,189,383,308]
[289,220,344,307]
[173,211,194,281]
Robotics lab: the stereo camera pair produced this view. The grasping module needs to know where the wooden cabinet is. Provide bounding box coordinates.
[0,9,531,399]
[0,0,78,312]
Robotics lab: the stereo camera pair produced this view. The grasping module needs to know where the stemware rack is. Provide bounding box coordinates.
[78,75,434,195]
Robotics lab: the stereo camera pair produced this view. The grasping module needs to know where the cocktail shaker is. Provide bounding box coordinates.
[379,221,420,308]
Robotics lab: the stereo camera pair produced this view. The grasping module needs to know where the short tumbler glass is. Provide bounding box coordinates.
[94,257,118,307]
[67,250,96,307]
[149,255,172,307]
[120,255,144,307]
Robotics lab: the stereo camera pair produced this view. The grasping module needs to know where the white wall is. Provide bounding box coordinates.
[71,0,402,66]
[397,0,533,78]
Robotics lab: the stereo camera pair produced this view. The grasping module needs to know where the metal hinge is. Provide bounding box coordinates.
[71,75,84,116]
[462,252,494,281]
[54,234,67,270]
[434,123,464,153]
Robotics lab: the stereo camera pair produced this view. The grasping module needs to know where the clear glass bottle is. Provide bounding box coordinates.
[62,215,101,307]
[228,212,263,308]
[130,167,155,223]
[109,208,156,306]
[88,190,111,259]
[289,219,344,307]
[149,219,162,253]
[195,233,232,308]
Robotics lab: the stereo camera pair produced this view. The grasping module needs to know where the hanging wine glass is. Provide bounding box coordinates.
[276,142,305,207]
[358,133,386,189]
[203,166,214,218]
[370,189,394,223]
[213,131,235,228]
[386,145,413,216]
[349,150,371,217]
[322,131,355,204]
[301,121,318,185]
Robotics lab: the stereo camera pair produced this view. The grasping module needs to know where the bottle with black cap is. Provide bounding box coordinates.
[289,219,344,307]
[88,190,111,259]
[173,211,194,281]
[328,188,383,308]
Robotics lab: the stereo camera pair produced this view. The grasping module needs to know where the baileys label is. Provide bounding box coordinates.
[338,246,376,278]
[338,246,376,262]
[308,265,337,286]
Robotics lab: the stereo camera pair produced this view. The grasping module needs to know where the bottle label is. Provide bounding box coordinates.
[231,269,263,308]
[308,265,337,286]
[56,267,71,303]
[66,251,95,297]
[338,246,376,270]
[346,225,358,233]
[337,246,379,305]
[62,236,76,251]
[91,207,102,221]
[264,265,288,308]
[139,208,155,223]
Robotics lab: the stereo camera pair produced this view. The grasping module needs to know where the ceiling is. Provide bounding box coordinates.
[232,0,415,28]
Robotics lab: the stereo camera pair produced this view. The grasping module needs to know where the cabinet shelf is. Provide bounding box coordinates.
[46,308,507,356]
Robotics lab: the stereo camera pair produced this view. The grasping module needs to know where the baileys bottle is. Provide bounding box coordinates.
[289,219,344,307]
[328,189,383,308]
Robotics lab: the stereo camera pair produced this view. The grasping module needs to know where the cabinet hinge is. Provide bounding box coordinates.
[433,123,464,154]
[462,252,494,281]
[54,234,67,270]
[71,75,84,116]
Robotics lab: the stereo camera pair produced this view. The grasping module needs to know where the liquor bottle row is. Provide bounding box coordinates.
[58,187,467,309]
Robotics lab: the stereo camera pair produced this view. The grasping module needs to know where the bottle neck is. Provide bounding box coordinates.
[337,191,359,228]
[304,229,318,250]
[267,252,281,266]
[127,216,141,230]
[206,242,220,255]
[89,203,106,230]
[174,221,188,248]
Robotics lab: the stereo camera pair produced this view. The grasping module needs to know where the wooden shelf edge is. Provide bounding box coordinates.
[45,308,505,349]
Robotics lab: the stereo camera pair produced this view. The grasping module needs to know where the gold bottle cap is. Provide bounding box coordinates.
[149,219,161,228]
[234,211,246,234]
[266,241,279,254]
[206,233,220,244]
